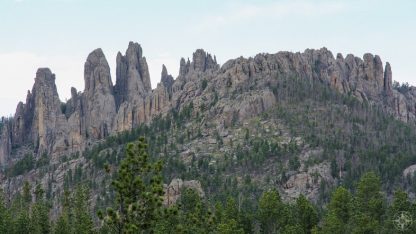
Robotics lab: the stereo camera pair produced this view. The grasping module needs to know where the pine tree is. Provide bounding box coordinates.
[351,172,385,233]
[216,218,244,234]
[53,214,71,234]
[327,187,352,224]
[258,189,282,233]
[178,188,215,233]
[355,172,385,218]
[54,190,72,234]
[22,181,31,205]
[154,205,182,234]
[321,186,352,233]
[73,186,94,234]
[321,212,343,234]
[280,224,304,234]
[10,182,34,234]
[98,137,164,233]
[14,210,32,234]
[384,190,415,233]
[0,191,12,234]
[295,195,318,234]
[215,197,244,234]
[31,184,50,234]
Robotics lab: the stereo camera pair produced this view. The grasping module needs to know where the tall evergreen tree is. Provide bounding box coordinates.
[98,137,164,233]
[351,172,385,233]
[215,197,244,234]
[31,184,50,234]
[178,188,215,233]
[53,214,71,234]
[321,186,352,233]
[73,186,94,234]
[22,181,31,204]
[14,209,32,234]
[384,190,415,233]
[296,195,318,234]
[258,189,282,233]
[0,191,12,234]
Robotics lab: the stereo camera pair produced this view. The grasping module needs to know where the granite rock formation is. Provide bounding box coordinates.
[82,48,116,140]
[5,68,68,159]
[114,41,151,108]
[0,43,415,167]
[113,42,172,132]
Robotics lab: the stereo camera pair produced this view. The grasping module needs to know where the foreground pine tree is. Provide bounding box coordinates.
[98,137,164,233]
[53,186,94,234]
[0,192,12,233]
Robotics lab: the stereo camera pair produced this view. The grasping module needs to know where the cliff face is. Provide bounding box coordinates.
[114,41,151,107]
[113,42,172,132]
[82,48,116,140]
[0,43,414,166]
[2,68,68,161]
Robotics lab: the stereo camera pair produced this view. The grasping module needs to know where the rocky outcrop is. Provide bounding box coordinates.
[82,49,116,140]
[30,68,67,155]
[191,49,219,72]
[114,42,151,108]
[64,87,84,155]
[211,48,410,124]
[64,87,79,118]
[163,178,204,206]
[384,62,393,95]
[113,46,174,133]
[179,58,190,77]
[403,164,416,178]
[113,42,155,132]
[148,65,174,114]
[12,102,27,147]
[161,64,174,98]
[1,43,416,168]
[6,69,66,156]
[0,119,12,165]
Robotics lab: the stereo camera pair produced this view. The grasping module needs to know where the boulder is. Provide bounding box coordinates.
[163,178,204,206]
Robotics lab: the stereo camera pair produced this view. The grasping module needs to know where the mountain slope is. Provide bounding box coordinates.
[3,43,416,166]
[1,42,416,216]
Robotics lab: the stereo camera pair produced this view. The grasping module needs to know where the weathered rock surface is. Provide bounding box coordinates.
[0,68,68,162]
[1,43,416,169]
[163,178,204,206]
[31,68,68,155]
[0,119,12,165]
[114,42,151,108]
[82,49,116,140]
[191,49,219,72]
[384,62,393,96]
[113,43,173,132]
[403,164,416,178]
[160,64,174,98]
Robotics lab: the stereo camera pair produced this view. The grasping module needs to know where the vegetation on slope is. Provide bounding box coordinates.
[4,74,416,232]
[1,138,416,233]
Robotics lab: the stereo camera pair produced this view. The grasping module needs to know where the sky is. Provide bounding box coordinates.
[0,0,415,117]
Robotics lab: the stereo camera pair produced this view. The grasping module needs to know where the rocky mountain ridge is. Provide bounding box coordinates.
[0,41,415,168]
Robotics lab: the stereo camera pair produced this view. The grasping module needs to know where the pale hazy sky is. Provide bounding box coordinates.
[0,0,415,117]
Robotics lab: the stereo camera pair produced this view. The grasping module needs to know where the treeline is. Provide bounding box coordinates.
[1,138,415,233]
[0,181,93,234]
